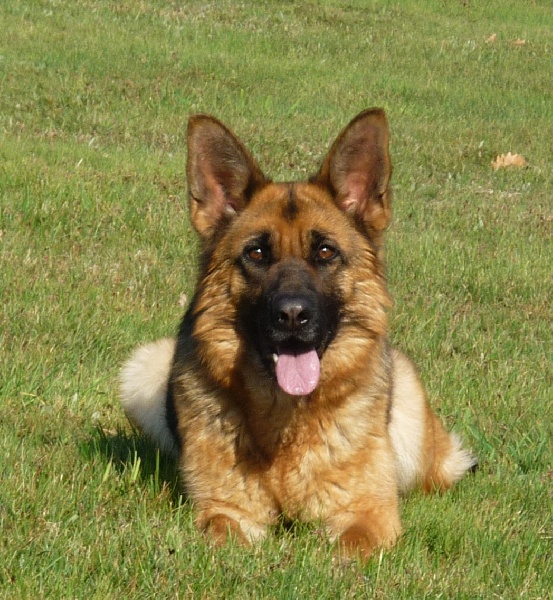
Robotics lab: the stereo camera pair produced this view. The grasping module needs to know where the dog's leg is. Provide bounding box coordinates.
[176,403,279,546]
[320,439,403,560]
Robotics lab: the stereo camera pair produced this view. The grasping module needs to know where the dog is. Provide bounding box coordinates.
[120,109,476,559]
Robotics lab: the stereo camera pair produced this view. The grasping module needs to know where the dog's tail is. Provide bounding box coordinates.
[119,338,178,457]
[425,426,478,492]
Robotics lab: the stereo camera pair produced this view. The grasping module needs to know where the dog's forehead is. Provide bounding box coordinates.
[246,182,340,227]
[226,182,358,259]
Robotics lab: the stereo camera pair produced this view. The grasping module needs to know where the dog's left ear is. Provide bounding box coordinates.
[187,115,268,238]
[311,108,392,237]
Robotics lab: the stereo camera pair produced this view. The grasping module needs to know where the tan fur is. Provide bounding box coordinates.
[120,109,476,560]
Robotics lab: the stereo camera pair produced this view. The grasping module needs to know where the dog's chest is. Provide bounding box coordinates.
[256,413,372,519]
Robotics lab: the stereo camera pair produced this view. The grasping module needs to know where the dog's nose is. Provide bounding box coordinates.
[273,295,314,332]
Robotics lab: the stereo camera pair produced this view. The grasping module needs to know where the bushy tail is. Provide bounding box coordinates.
[429,428,478,491]
[119,338,178,457]
[421,411,478,493]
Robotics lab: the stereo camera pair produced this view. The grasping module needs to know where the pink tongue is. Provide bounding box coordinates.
[275,349,320,396]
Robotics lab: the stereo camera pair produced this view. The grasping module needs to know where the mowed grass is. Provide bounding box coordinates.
[1,0,551,597]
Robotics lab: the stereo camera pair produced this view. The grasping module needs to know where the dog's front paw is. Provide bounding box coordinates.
[338,523,377,560]
[334,509,402,561]
[203,514,249,546]
[198,510,269,546]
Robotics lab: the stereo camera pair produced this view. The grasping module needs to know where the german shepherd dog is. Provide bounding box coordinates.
[120,109,476,559]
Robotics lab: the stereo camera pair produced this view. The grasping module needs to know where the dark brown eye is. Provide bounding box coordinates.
[243,234,271,266]
[316,244,337,262]
[247,247,265,261]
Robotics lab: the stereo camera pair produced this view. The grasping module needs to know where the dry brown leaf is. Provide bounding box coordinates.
[512,38,526,46]
[492,152,527,170]
[178,292,188,308]
[486,33,497,44]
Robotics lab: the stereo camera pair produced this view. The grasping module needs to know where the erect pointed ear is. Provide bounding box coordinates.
[311,108,392,237]
[187,115,268,238]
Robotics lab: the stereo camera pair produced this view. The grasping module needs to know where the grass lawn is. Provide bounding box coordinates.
[1,0,551,597]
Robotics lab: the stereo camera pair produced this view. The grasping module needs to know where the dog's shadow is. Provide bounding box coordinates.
[82,426,331,542]
[81,425,182,502]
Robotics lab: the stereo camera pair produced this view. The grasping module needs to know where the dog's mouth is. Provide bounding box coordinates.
[271,346,321,396]
[247,280,340,397]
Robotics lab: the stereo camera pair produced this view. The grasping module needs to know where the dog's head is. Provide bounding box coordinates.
[187,110,392,396]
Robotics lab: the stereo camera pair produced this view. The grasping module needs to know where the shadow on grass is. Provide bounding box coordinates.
[81,426,332,546]
[79,425,182,502]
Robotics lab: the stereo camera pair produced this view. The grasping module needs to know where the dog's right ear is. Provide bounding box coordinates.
[187,115,268,238]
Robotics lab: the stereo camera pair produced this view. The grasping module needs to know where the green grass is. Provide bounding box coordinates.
[1,0,551,597]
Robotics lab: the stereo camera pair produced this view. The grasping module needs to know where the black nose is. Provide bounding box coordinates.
[272,294,314,332]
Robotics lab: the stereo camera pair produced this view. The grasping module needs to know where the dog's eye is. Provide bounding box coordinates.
[246,247,266,262]
[316,244,338,262]
[243,233,272,266]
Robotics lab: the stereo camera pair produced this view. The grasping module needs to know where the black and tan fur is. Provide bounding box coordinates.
[120,109,476,558]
